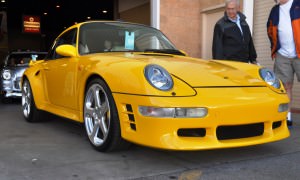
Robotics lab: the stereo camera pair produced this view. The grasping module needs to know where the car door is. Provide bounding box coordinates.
[42,28,79,110]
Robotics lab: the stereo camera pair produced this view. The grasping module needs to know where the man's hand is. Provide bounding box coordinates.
[250,60,260,66]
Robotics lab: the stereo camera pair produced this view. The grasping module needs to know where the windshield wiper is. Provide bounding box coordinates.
[143,49,185,56]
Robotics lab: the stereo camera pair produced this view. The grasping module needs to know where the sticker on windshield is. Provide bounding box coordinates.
[31,54,38,61]
[125,31,135,50]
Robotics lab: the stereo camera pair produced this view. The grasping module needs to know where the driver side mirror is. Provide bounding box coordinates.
[56,44,77,57]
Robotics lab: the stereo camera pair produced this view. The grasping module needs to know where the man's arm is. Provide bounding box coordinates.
[248,32,257,64]
[212,23,224,60]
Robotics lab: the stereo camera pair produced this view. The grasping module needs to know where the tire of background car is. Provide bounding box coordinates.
[84,78,131,152]
[21,79,41,122]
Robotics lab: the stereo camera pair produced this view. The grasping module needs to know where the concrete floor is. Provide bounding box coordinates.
[0,100,299,180]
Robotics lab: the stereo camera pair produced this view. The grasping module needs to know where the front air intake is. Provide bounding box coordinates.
[177,128,206,137]
[216,123,264,140]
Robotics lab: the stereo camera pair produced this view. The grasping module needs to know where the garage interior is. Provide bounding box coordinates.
[0,0,151,62]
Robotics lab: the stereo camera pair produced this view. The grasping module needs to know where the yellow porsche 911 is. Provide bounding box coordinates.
[21,21,290,152]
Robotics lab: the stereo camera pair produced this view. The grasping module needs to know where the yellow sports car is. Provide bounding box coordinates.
[21,21,290,152]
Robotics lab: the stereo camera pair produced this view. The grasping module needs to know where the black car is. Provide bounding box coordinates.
[0,51,47,101]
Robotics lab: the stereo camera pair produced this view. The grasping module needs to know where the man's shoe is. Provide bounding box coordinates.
[287,120,293,126]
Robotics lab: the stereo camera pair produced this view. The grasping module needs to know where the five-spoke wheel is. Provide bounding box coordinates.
[21,79,40,122]
[84,78,130,152]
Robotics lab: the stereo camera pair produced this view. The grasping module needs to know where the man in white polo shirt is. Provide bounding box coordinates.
[267,0,300,126]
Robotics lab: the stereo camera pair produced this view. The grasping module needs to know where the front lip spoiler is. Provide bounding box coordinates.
[3,91,22,98]
[193,85,266,88]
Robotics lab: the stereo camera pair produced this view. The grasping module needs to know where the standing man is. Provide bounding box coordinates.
[212,0,258,64]
[267,0,300,126]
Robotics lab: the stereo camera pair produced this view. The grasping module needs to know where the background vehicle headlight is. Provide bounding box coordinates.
[2,70,11,80]
[259,68,280,89]
[144,64,173,91]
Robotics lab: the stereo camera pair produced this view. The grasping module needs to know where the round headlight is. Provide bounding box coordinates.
[2,70,11,80]
[144,64,173,91]
[259,68,280,89]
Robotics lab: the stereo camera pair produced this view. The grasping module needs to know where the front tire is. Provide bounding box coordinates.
[84,78,130,152]
[22,79,41,122]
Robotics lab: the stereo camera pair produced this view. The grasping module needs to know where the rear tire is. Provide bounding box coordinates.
[21,79,41,122]
[84,78,130,152]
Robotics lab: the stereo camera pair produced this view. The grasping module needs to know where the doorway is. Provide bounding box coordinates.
[201,6,225,60]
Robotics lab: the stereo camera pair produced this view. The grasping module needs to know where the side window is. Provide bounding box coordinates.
[46,28,77,60]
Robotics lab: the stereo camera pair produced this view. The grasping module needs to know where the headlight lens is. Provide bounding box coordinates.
[2,70,11,80]
[138,106,208,118]
[259,68,280,89]
[278,103,289,112]
[144,64,173,91]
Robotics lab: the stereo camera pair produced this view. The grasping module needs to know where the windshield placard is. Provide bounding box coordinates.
[125,31,135,50]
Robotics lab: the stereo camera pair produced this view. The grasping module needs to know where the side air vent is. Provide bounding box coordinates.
[125,104,136,131]
[130,123,136,131]
[128,114,135,122]
[126,104,133,112]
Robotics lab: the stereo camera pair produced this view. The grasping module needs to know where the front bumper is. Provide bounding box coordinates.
[0,78,22,98]
[113,87,290,150]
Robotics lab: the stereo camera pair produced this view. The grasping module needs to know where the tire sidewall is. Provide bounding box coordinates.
[22,79,39,122]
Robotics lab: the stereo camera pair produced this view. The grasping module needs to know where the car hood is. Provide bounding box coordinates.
[102,53,265,87]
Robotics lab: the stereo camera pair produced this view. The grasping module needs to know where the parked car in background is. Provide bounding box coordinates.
[0,51,47,102]
[22,21,290,152]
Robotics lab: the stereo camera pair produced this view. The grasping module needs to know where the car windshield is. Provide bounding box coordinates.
[79,22,184,56]
[6,53,46,67]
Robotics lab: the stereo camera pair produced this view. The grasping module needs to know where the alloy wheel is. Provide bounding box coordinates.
[84,83,111,146]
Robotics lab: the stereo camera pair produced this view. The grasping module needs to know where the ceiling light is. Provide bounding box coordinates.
[102,10,107,14]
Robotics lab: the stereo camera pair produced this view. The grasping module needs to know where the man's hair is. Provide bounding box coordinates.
[225,0,240,6]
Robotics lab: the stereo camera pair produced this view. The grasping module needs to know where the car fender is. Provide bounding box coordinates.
[22,64,49,110]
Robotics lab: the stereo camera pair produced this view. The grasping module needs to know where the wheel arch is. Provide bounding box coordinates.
[85,74,107,92]
[22,71,47,111]
[79,73,113,122]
